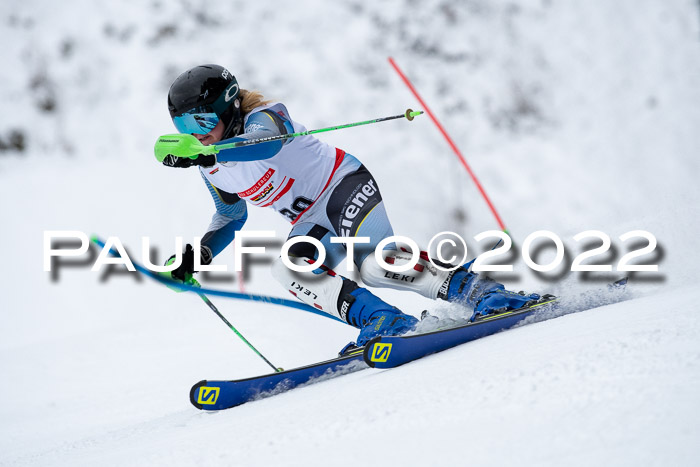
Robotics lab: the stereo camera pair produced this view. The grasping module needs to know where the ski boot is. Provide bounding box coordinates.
[339,285,418,354]
[442,266,540,321]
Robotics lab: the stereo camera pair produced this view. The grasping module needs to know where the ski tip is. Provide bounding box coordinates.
[362,337,384,368]
[189,380,208,410]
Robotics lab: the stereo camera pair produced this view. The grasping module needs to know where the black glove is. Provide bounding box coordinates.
[165,244,213,282]
[162,153,216,168]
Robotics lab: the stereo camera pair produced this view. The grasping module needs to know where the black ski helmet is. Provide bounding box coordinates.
[167,64,243,138]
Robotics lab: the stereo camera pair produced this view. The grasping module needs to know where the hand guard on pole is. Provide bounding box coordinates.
[162,153,216,168]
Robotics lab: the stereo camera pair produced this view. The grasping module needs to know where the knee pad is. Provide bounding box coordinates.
[359,249,454,299]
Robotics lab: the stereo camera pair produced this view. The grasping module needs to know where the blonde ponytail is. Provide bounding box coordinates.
[240,89,273,115]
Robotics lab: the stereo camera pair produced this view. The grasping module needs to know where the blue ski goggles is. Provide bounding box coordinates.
[172,109,220,135]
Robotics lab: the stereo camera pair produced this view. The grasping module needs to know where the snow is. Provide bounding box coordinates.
[1,0,700,465]
[4,290,699,466]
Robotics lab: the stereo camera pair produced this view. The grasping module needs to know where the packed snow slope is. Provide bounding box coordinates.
[1,0,700,466]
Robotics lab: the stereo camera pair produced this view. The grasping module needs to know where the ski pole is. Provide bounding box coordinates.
[155,109,424,161]
[90,235,345,323]
[88,236,284,371]
[219,108,424,150]
[197,292,284,373]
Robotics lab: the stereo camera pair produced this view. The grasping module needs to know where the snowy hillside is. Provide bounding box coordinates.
[2,0,700,466]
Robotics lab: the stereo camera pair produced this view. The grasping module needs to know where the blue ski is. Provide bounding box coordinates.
[362,298,559,369]
[190,349,366,410]
[192,279,628,409]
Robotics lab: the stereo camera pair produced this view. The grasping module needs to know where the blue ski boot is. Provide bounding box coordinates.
[440,267,540,321]
[338,280,418,352]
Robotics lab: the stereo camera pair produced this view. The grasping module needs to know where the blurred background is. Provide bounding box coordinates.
[1,1,699,465]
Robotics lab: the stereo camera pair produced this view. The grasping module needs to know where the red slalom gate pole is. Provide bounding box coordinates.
[388,57,509,234]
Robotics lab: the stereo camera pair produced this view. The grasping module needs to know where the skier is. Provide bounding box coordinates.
[161,64,540,350]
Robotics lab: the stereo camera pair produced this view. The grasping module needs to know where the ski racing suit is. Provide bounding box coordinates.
[196,103,537,346]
